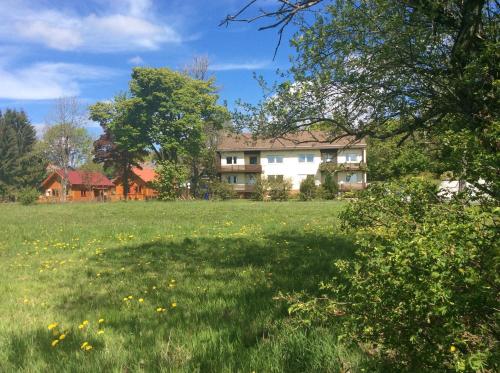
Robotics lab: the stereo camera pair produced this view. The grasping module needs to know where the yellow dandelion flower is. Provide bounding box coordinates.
[170,279,176,283]
[78,324,84,330]
[80,342,88,349]
[138,298,144,303]
[47,322,58,330]
[171,302,177,308]
[97,330,104,335]
[82,320,89,325]
[59,334,66,340]
[156,307,163,312]
[450,345,456,353]
[128,295,133,299]
[85,345,92,351]
[123,297,128,301]
[51,339,59,347]
[152,286,156,290]
[98,318,104,324]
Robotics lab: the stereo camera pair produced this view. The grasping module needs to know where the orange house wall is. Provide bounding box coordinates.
[114,176,157,200]
[41,174,114,201]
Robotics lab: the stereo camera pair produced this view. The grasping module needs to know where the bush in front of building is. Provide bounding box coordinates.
[299,177,317,201]
[268,179,292,201]
[209,180,235,200]
[17,187,39,205]
[318,172,338,200]
[252,177,269,201]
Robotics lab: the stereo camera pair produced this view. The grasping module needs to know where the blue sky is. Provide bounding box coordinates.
[0,0,296,136]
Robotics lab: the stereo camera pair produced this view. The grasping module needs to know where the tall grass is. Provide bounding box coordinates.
[0,200,374,372]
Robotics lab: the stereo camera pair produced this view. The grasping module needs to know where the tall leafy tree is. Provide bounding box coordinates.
[89,96,148,199]
[128,67,229,197]
[225,0,499,197]
[0,109,45,199]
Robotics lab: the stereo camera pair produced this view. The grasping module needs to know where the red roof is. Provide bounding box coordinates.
[132,167,157,183]
[41,170,114,188]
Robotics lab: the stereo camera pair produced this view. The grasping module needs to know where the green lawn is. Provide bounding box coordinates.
[0,200,371,372]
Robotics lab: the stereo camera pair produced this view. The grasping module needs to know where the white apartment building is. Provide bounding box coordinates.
[216,131,367,197]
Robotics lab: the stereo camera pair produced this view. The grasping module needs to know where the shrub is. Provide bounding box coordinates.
[296,179,498,371]
[17,187,39,205]
[299,177,317,201]
[209,180,235,200]
[153,161,189,201]
[268,178,292,201]
[318,172,338,200]
[252,177,269,201]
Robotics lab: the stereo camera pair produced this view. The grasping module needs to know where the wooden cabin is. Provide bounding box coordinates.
[113,167,157,200]
[40,169,114,202]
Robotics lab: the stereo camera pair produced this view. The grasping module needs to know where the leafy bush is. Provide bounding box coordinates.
[318,172,338,200]
[302,179,497,371]
[252,177,269,201]
[299,177,317,201]
[153,161,189,201]
[209,180,235,200]
[17,187,39,205]
[268,178,292,201]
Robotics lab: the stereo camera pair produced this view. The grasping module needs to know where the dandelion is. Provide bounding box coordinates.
[128,295,133,300]
[450,345,456,353]
[82,320,89,325]
[138,298,144,303]
[97,330,104,335]
[51,339,59,347]
[80,341,88,349]
[78,324,84,330]
[171,302,177,308]
[85,345,92,351]
[47,322,58,330]
[98,318,104,324]
[59,334,66,340]
[123,297,128,301]
[156,307,166,313]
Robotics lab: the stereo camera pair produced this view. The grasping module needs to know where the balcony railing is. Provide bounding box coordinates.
[217,164,262,173]
[319,161,367,172]
[339,182,367,191]
[231,184,256,193]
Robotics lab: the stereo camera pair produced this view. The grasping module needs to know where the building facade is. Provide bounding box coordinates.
[216,131,367,197]
[40,169,114,202]
[113,167,158,200]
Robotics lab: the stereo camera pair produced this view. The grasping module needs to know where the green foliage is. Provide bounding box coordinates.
[0,109,45,200]
[293,179,499,371]
[208,180,235,200]
[252,177,268,201]
[367,135,445,181]
[299,177,316,201]
[17,187,39,205]
[318,172,338,200]
[153,160,189,201]
[268,178,292,201]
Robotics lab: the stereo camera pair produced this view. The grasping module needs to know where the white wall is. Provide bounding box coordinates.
[261,150,322,189]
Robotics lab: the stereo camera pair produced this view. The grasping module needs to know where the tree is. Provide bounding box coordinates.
[128,67,229,197]
[224,0,499,198]
[39,98,92,201]
[89,96,148,199]
[0,109,45,200]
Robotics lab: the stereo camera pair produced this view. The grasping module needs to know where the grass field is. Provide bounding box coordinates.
[0,200,373,372]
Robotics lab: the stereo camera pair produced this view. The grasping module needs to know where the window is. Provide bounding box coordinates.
[323,153,336,163]
[268,175,284,182]
[345,173,358,183]
[345,153,358,162]
[226,156,237,165]
[267,155,283,163]
[299,154,314,162]
[247,174,256,184]
[226,175,238,184]
[249,156,258,165]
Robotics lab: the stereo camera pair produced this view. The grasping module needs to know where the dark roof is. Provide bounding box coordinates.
[41,170,114,188]
[216,131,366,151]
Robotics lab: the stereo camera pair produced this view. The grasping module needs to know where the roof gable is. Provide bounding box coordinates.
[41,170,114,188]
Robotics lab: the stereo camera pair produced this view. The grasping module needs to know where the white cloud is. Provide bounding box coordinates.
[128,56,145,65]
[0,0,182,52]
[0,62,117,100]
[209,61,271,71]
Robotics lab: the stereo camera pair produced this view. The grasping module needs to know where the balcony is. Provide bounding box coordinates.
[319,161,367,173]
[217,164,262,173]
[231,184,256,193]
[339,182,367,191]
